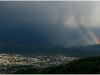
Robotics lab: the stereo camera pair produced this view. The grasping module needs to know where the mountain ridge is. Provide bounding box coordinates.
[0,43,100,58]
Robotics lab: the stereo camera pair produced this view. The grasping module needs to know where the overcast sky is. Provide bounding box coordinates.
[0,1,100,46]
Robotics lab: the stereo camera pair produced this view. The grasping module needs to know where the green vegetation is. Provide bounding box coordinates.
[13,56,100,74]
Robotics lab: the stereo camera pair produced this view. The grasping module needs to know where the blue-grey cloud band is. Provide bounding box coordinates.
[0,1,100,46]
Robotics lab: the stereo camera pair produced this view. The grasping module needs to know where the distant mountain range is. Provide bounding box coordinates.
[0,43,100,58]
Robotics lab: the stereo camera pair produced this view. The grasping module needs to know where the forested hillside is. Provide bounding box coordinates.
[14,56,100,74]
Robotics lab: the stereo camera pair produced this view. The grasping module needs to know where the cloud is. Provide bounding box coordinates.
[0,1,100,46]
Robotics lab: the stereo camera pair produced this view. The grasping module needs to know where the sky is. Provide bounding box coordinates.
[0,1,100,46]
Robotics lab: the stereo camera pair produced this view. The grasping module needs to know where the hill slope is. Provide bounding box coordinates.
[13,56,100,74]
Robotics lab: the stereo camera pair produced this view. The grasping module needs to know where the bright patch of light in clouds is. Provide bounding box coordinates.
[64,15,77,27]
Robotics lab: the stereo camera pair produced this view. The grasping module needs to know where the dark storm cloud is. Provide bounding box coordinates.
[0,1,100,46]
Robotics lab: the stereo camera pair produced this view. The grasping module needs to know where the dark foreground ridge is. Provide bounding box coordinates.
[13,56,100,74]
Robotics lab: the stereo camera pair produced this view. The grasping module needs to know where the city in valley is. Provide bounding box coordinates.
[0,53,78,74]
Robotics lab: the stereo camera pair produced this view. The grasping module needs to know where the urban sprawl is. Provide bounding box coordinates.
[0,53,78,73]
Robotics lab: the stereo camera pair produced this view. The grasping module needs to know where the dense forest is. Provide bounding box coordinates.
[13,56,100,74]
